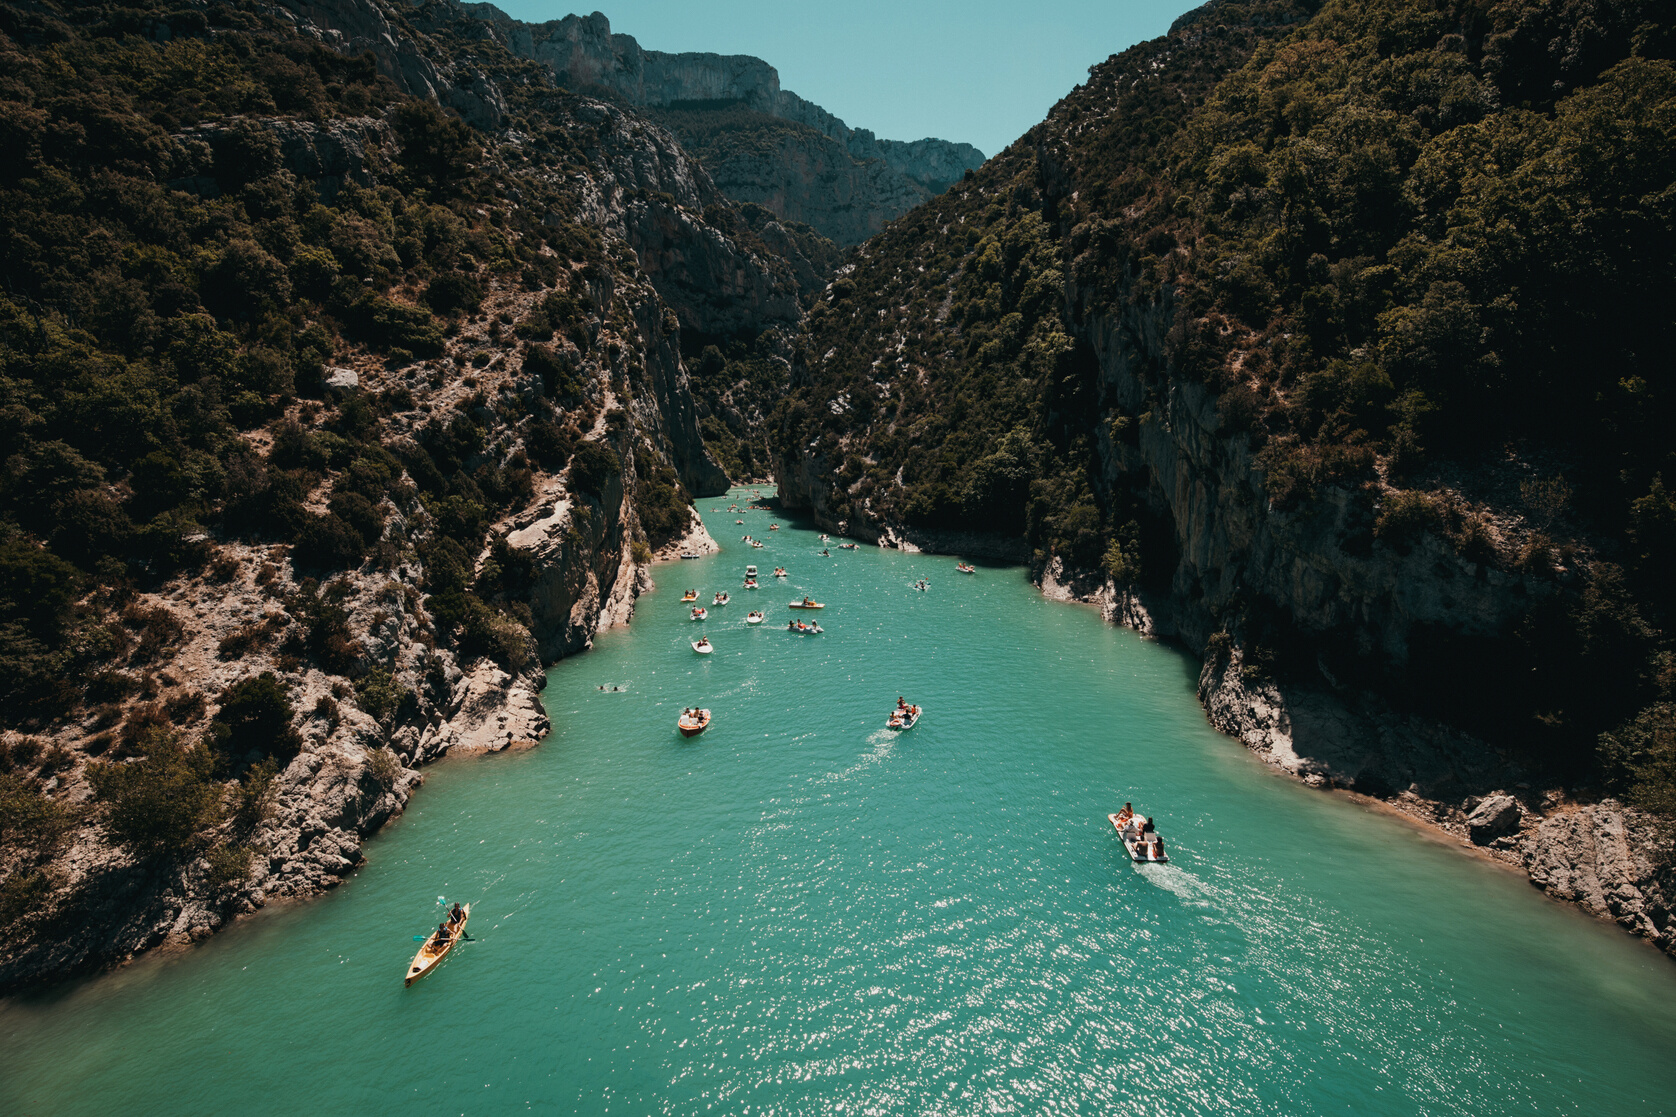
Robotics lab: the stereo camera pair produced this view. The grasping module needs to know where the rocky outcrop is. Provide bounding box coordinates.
[1193,625,1675,955]
[173,116,393,200]
[461,6,985,243]
[1525,805,1674,952]
[557,97,805,335]
[280,0,507,127]
[682,128,934,248]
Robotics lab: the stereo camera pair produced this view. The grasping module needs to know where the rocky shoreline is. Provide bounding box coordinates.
[1100,571,1672,958]
[813,534,1676,959]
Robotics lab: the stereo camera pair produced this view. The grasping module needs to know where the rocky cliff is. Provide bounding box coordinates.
[768,0,1676,956]
[458,6,985,243]
[0,0,807,990]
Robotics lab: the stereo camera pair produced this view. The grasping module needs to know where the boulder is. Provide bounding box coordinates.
[1466,794,1522,843]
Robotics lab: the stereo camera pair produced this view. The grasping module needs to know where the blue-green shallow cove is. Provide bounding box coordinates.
[5,486,1676,1116]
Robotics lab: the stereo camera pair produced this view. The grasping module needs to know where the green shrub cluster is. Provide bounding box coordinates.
[87,729,224,858]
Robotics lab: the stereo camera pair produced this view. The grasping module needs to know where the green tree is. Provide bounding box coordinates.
[88,730,224,858]
[211,673,302,764]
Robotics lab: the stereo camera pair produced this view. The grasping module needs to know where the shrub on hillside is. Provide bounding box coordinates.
[87,730,224,859]
[567,440,620,499]
[210,673,302,765]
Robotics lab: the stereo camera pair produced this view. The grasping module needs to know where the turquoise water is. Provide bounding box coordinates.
[5,487,1676,1116]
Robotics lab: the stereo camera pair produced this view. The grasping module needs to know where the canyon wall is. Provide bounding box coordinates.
[0,0,804,991]
[462,6,985,243]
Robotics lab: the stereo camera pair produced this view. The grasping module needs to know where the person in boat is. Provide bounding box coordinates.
[434,922,453,946]
[1152,835,1166,860]
[449,902,464,925]
[1116,803,1133,827]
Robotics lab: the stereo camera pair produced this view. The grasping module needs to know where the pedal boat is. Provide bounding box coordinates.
[692,638,713,654]
[788,598,824,609]
[678,709,711,736]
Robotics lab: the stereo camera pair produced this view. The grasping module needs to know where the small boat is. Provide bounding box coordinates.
[786,621,823,634]
[769,524,779,531]
[743,579,758,589]
[745,565,758,578]
[690,607,708,621]
[680,552,700,560]
[681,590,698,602]
[713,592,730,606]
[773,567,787,577]
[1108,812,1169,863]
[736,520,745,525]
[746,611,764,625]
[678,708,711,737]
[820,534,829,542]
[887,704,922,730]
[914,580,929,591]
[751,541,764,548]
[692,638,713,654]
[788,598,824,609]
[956,563,975,574]
[406,904,470,986]
[839,543,858,550]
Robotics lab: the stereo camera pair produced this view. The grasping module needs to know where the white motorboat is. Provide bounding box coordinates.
[1108,812,1169,863]
[887,703,921,730]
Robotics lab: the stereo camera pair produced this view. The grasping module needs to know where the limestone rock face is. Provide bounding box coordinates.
[283,0,507,127]
[558,96,805,336]
[1525,805,1674,953]
[463,6,985,244]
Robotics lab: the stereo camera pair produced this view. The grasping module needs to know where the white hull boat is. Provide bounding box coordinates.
[1108,813,1169,863]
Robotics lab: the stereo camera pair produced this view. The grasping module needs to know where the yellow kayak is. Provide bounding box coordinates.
[405,903,469,986]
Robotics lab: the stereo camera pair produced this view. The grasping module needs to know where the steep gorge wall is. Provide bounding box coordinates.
[767,0,1676,954]
[460,6,985,243]
[0,0,799,991]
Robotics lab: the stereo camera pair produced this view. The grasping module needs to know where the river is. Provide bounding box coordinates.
[4,487,1675,1115]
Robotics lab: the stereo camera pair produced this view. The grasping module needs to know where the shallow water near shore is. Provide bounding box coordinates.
[5,486,1676,1115]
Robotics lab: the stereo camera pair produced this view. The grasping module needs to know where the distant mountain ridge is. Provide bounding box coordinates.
[462,6,985,243]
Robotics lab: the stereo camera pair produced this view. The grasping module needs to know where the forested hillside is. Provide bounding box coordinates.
[0,0,799,988]
[773,0,1676,812]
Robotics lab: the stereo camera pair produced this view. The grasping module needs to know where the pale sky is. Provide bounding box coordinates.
[489,1,1200,158]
